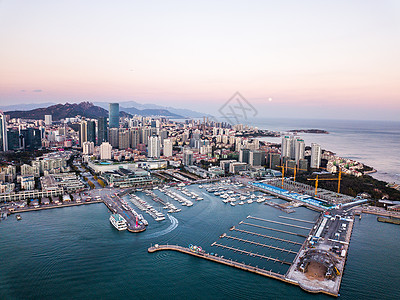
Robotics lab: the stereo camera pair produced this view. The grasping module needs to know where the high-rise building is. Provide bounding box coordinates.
[239,149,250,164]
[119,129,130,149]
[7,128,19,150]
[109,128,119,148]
[311,143,322,168]
[268,153,281,169]
[82,141,94,155]
[148,135,160,158]
[100,142,112,160]
[281,136,291,158]
[0,113,8,152]
[141,126,152,145]
[249,150,265,167]
[44,115,52,126]
[295,139,305,163]
[109,103,119,128]
[163,139,173,157]
[97,117,108,145]
[129,127,140,149]
[80,120,87,146]
[20,128,41,150]
[87,121,96,144]
[183,149,194,166]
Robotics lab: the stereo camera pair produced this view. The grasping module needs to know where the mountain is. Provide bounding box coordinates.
[94,101,207,118]
[5,102,109,120]
[0,102,56,112]
[3,100,207,119]
[119,106,182,118]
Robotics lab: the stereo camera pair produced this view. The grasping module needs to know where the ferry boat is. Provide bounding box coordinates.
[109,214,127,231]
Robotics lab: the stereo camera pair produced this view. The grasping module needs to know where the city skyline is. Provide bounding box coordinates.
[0,1,399,121]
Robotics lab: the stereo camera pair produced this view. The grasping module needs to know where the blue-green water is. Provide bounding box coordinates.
[1,185,399,299]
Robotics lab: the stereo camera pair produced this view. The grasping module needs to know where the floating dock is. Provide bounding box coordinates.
[247,216,312,230]
[240,221,308,238]
[230,227,302,246]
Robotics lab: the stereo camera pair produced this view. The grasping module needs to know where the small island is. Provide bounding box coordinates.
[288,129,329,134]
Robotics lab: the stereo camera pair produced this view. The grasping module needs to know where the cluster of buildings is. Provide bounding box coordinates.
[324,151,364,177]
[0,102,372,203]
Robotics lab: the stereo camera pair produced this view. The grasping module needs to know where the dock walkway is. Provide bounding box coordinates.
[148,244,286,279]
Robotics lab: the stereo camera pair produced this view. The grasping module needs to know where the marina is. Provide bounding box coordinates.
[128,193,166,221]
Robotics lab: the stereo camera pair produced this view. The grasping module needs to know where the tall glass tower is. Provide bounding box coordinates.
[109,103,119,128]
[97,117,108,145]
[0,113,8,152]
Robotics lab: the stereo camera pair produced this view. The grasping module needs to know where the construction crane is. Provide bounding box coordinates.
[276,162,307,187]
[307,170,342,196]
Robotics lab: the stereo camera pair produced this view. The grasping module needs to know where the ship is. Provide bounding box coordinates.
[109,214,127,231]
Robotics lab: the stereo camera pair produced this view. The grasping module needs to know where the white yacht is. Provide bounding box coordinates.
[109,214,127,231]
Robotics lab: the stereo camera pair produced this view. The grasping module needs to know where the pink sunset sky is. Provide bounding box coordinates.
[0,0,399,120]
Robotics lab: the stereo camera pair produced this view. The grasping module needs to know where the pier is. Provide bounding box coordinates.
[247,216,312,230]
[230,227,302,246]
[278,216,315,224]
[102,194,146,233]
[148,244,286,280]
[240,221,308,238]
[148,244,338,297]
[211,242,292,265]
[220,233,297,254]
[7,199,102,214]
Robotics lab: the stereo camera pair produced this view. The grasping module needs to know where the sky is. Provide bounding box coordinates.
[0,0,399,121]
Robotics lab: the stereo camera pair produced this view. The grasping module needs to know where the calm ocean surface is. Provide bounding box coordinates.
[1,184,400,299]
[251,118,400,185]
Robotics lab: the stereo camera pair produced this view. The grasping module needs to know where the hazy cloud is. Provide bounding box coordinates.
[20,89,26,92]
[32,89,43,92]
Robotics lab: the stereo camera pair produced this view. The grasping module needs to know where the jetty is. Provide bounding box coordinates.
[148,244,338,297]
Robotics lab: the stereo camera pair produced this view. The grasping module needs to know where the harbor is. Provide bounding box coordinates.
[102,192,146,233]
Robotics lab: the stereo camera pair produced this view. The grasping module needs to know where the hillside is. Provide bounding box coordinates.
[5,102,108,120]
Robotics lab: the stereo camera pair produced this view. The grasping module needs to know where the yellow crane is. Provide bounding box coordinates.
[307,170,342,196]
[276,162,307,187]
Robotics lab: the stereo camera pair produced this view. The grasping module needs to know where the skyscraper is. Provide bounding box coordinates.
[20,128,41,150]
[281,136,291,158]
[183,149,194,166]
[129,127,140,149]
[311,143,322,168]
[87,120,96,144]
[0,113,8,152]
[163,139,173,157]
[295,138,305,163]
[97,117,108,145]
[118,129,130,149]
[80,120,87,146]
[109,128,119,148]
[109,103,119,128]
[148,135,160,158]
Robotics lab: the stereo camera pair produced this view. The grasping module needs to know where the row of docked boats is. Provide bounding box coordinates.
[177,187,204,201]
[129,194,165,221]
[120,198,149,226]
[159,187,194,207]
